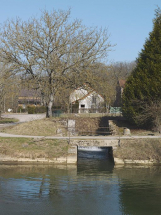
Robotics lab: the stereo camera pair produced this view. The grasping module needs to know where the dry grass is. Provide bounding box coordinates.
[75,117,109,135]
[112,119,159,136]
[0,137,69,159]
[114,139,161,161]
[2,118,67,136]
[2,115,159,137]
[2,116,110,136]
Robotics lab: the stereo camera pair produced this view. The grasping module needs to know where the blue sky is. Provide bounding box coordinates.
[0,0,160,63]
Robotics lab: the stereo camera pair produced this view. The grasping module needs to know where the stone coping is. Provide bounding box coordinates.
[114,157,161,165]
[0,132,161,139]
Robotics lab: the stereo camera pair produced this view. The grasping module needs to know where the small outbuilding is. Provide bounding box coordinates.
[69,85,104,113]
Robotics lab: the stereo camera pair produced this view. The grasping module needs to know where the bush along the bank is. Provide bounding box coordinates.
[122,7,161,132]
[17,106,26,113]
[27,105,46,114]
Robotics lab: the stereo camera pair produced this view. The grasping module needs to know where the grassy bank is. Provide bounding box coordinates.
[2,115,159,137]
[2,118,68,136]
[114,139,161,162]
[2,117,110,136]
[112,119,159,136]
[0,137,69,160]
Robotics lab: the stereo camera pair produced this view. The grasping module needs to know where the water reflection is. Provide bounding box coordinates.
[0,160,160,215]
[77,148,114,174]
[114,166,161,215]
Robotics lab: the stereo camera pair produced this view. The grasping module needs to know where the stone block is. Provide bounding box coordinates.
[124,128,131,135]
[68,146,77,154]
[67,154,77,164]
[114,157,124,164]
[68,119,76,135]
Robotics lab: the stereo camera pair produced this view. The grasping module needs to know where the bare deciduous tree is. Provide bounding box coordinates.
[133,100,161,132]
[110,61,136,81]
[0,9,113,117]
[0,62,19,112]
[85,63,116,107]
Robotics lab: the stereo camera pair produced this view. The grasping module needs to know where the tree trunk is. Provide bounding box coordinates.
[46,94,54,118]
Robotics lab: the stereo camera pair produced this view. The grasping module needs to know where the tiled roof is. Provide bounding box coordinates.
[72,89,104,104]
[19,89,41,97]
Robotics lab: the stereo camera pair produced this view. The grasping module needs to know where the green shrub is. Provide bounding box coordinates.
[27,106,36,114]
[17,106,26,113]
[35,106,46,113]
[27,105,46,114]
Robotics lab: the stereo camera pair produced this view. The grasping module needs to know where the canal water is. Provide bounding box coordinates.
[0,151,161,215]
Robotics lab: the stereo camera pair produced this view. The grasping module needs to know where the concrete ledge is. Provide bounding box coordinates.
[0,145,78,164]
[70,139,119,147]
[0,155,76,164]
[114,157,125,164]
[114,157,160,165]
[67,154,77,164]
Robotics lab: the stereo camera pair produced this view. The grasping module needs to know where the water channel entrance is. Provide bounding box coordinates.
[77,146,114,173]
[77,146,114,161]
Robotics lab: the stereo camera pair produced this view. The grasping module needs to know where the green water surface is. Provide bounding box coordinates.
[0,155,160,215]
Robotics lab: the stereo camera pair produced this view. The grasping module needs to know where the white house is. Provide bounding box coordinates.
[70,86,104,113]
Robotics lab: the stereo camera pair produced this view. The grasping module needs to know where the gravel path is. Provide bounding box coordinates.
[0,131,161,139]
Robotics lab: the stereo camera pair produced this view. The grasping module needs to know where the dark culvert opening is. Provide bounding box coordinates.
[78,146,113,160]
[77,146,114,173]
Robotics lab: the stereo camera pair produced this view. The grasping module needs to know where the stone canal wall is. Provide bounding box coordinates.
[70,139,119,147]
[113,138,161,165]
[0,137,161,165]
[70,138,161,165]
[0,145,78,165]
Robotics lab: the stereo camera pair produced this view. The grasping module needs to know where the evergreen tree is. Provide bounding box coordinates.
[122,7,161,131]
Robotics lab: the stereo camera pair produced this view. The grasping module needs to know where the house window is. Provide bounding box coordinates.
[81,104,85,108]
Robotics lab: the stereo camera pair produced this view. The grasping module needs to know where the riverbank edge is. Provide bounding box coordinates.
[0,136,78,164]
[113,157,161,165]
[0,136,161,165]
[113,138,161,165]
[0,149,77,165]
[0,153,77,165]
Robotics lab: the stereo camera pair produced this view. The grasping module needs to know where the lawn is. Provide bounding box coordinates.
[2,118,68,136]
[0,137,69,159]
